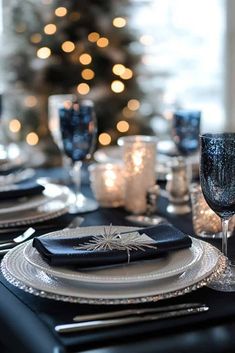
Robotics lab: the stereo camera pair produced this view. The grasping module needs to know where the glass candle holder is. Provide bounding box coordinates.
[89,163,125,207]
[190,183,234,238]
[118,135,157,214]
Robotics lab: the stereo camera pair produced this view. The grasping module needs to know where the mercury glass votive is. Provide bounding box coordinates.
[190,184,234,238]
[118,135,157,214]
[89,163,125,207]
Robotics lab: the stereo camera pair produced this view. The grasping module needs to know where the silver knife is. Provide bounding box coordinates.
[55,306,209,334]
[73,302,205,322]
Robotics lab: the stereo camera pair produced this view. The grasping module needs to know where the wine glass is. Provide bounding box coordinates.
[200,133,235,291]
[49,95,98,214]
[172,110,201,181]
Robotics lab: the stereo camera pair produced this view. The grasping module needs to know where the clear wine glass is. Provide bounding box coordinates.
[50,96,98,214]
[172,110,201,181]
[200,133,235,291]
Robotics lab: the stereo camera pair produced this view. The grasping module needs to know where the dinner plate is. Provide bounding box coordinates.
[0,183,72,228]
[0,182,67,214]
[0,168,35,188]
[23,226,204,284]
[1,238,226,304]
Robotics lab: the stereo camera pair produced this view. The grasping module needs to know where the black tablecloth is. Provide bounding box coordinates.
[0,168,235,353]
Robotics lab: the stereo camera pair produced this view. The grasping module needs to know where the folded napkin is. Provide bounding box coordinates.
[0,180,45,200]
[33,224,192,268]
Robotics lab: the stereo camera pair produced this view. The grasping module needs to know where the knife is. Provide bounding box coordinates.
[55,306,209,334]
[73,302,205,322]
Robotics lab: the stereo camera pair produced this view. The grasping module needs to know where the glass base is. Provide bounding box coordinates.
[69,193,98,214]
[196,231,233,239]
[125,215,167,226]
[208,261,235,292]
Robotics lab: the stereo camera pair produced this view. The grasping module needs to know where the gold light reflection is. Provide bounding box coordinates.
[128,99,140,111]
[81,69,95,80]
[24,96,38,107]
[77,83,90,95]
[61,41,75,53]
[26,132,39,145]
[55,7,67,17]
[120,68,133,80]
[9,119,21,133]
[99,133,112,146]
[113,17,127,28]
[88,32,100,42]
[116,120,129,133]
[79,53,92,65]
[97,37,109,48]
[37,47,51,59]
[112,64,125,76]
[30,33,42,44]
[111,80,125,93]
[44,24,57,35]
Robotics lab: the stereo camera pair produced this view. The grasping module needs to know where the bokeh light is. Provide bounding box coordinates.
[37,47,51,59]
[81,69,95,80]
[128,99,140,111]
[61,41,75,53]
[79,53,92,65]
[26,132,39,145]
[77,83,90,95]
[112,64,125,76]
[24,96,38,107]
[55,7,67,17]
[113,17,127,28]
[116,120,129,132]
[44,24,57,35]
[99,133,112,146]
[97,37,109,48]
[88,32,100,42]
[120,68,133,80]
[111,80,125,93]
[30,33,42,44]
[9,119,21,133]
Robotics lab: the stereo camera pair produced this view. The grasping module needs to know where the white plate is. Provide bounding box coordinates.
[0,182,67,215]
[0,183,72,228]
[1,238,226,304]
[23,226,203,284]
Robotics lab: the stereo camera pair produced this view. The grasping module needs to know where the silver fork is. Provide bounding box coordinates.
[0,227,36,249]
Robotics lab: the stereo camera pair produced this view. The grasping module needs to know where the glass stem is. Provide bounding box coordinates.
[221,218,230,257]
[70,161,82,203]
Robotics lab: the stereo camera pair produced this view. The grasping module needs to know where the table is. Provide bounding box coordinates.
[0,169,235,353]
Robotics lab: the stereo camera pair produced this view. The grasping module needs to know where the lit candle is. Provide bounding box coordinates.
[118,135,157,214]
[89,163,125,207]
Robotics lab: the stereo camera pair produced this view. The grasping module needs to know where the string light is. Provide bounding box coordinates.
[88,32,100,42]
[120,68,133,80]
[112,17,127,28]
[9,119,21,133]
[79,53,92,65]
[61,41,75,53]
[26,132,39,146]
[44,24,57,35]
[128,99,140,111]
[24,96,38,107]
[37,47,51,59]
[77,83,90,95]
[111,80,125,93]
[99,133,112,146]
[81,69,95,80]
[30,33,42,44]
[112,64,125,76]
[116,120,129,132]
[55,7,67,17]
[97,37,109,48]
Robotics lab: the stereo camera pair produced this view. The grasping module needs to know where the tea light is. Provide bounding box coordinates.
[89,163,125,207]
[190,184,234,238]
[118,135,157,214]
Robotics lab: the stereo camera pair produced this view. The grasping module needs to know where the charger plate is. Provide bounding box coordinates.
[23,226,204,284]
[0,183,72,228]
[1,235,226,304]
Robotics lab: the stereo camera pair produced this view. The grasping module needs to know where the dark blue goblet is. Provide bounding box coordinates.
[200,133,235,291]
[58,99,98,214]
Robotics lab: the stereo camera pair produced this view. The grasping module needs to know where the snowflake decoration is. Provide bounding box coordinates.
[73,225,157,262]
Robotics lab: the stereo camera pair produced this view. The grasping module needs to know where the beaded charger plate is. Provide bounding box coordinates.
[23,227,204,284]
[1,227,226,304]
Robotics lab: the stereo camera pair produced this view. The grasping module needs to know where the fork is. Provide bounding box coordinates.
[0,227,36,249]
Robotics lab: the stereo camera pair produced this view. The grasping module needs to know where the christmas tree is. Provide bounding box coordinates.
[2,0,153,163]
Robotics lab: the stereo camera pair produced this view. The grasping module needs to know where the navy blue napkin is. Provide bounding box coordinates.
[33,224,192,268]
[0,180,45,200]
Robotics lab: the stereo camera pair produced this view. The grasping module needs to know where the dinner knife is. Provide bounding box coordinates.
[73,302,205,322]
[55,306,209,334]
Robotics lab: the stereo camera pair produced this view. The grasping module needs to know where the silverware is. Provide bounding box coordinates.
[55,305,209,334]
[73,303,204,322]
[0,227,35,248]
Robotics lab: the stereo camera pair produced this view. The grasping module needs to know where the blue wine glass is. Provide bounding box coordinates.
[200,133,235,291]
[58,98,98,214]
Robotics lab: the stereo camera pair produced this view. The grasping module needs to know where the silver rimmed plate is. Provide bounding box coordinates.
[23,226,204,284]
[1,237,226,304]
[0,183,72,228]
